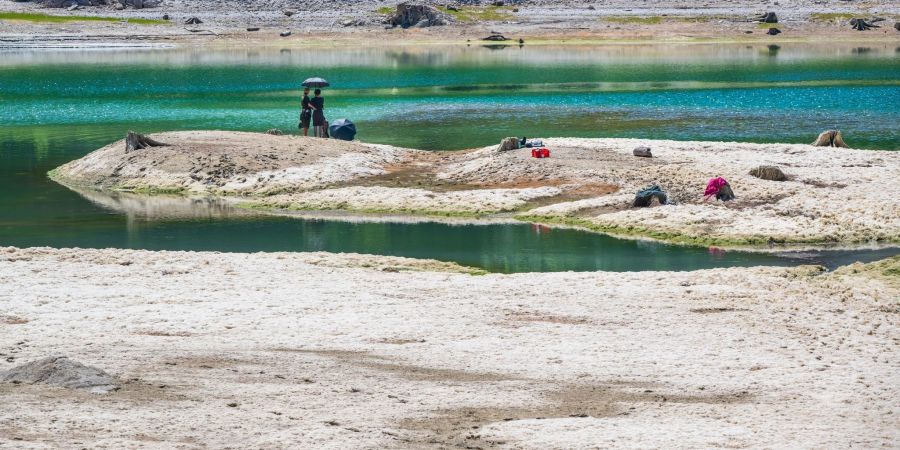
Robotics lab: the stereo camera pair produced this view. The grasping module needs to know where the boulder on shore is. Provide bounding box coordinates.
[756,12,778,23]
[1,356,120,394]
[483,34,509,41]
[385,3,453,28]
[812,130,850,148]
[749,165,787,181]
[497,137,519,152]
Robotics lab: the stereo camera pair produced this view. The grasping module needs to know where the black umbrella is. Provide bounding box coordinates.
[329,118,357,141]
[301,77,330,88]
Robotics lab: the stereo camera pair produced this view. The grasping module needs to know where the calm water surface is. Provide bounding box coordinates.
[1,43,897,272]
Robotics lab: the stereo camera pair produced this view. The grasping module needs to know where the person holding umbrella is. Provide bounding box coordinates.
[301,77,329,138]
[298,86,312,136]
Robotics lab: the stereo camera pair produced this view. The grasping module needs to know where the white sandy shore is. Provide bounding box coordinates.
[0,246,897,448]
[53,131,900,247]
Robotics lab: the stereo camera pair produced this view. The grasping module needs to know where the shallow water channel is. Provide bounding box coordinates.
[1,43,897,272]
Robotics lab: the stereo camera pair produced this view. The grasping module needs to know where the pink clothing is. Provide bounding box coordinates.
[704,177,728,197]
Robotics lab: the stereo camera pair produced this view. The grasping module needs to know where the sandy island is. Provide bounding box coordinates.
[1,247,897,448]
[51,130,900,248]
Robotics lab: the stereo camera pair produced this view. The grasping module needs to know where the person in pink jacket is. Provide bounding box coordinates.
[704,176,735,201]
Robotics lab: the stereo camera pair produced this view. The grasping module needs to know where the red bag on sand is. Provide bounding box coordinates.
[540,148,550,158]
[531,148,551,158]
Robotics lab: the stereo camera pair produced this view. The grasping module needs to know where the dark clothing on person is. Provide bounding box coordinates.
[299,94,312,129]
[311,96,325,126]
[299,110,311,129]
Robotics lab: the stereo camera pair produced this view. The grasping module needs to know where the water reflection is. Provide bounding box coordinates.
[2,42,898,68]
[69,187,252,221]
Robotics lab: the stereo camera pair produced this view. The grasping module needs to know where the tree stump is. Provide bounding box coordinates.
[749,165,787,181]
[811,130,849,148]
[850,18,879,31]
[756,12,778,23]
[632,146,652,158]
[125,131,168,153]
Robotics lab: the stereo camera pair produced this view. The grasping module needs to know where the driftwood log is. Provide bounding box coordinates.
[850,18,879,31]
[632,146,652,158]
[749,165,787,181]
[812,130,850,148]
[483,34,509,41]
[125,131,168,153]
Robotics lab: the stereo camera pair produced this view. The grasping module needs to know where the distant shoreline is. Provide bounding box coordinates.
[1,0,898,49]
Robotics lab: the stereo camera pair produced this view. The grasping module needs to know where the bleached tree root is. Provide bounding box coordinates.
[125,131,169,153]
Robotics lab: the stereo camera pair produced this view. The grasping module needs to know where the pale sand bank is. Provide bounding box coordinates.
[1,0,899,48]
[52,131,900,248]
[0,246,897,448]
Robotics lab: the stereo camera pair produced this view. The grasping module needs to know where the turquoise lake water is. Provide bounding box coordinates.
[0,43,897,272]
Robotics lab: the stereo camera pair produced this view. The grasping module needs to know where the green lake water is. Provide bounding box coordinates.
[0,43,897,272]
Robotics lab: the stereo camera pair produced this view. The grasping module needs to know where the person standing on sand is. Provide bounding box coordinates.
[299,87,312,136]
[310,88,326,138]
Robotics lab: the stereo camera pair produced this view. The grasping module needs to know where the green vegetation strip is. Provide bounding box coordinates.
[603,16,663,25]
[437,6,514,23]
[809,13,857,21]
[240,200,487,219]
[0,11,166,25]
[513,214,900,248]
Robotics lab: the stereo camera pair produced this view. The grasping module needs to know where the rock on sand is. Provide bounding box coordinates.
[1,356,120,394]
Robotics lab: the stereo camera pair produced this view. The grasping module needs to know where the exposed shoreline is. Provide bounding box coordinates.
[1,246,897,448]
[51,131,900,250]
[1,0,899,49]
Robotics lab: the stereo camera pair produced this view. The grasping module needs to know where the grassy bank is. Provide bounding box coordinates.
[0,11,166,25]
[514,214,900,249]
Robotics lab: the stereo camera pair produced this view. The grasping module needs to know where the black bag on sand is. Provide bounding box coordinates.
[716,183,735,201]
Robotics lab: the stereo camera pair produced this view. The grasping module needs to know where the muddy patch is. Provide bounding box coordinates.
[132,329,195,337]
[273,349,513,383]
[499,310,592,327]
[373,337,428,345]
[690,307,751,314]
[398,383,753,448]
[1,315,29,325]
